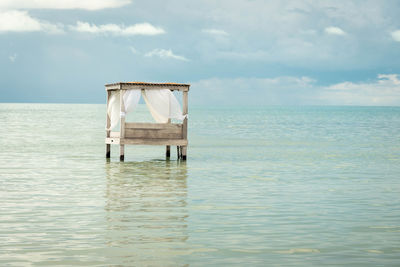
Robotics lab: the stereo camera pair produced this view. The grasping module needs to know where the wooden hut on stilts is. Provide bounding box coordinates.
[105,82,189,161]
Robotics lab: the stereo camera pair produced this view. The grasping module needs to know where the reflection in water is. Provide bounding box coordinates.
[104,160,188,266]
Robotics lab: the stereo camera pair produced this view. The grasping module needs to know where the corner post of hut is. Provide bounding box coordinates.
[106,90,111,158]
[119,86,126,161]
[181,90,188,160]
[166,118,171,158]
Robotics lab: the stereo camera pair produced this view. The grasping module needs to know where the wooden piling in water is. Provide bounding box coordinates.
[106,90,111,158]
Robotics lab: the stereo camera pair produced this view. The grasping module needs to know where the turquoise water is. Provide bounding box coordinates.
[1,103,400,266]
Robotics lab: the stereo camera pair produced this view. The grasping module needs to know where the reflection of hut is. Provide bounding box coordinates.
[104,161,188,265]
[105,82,190,161]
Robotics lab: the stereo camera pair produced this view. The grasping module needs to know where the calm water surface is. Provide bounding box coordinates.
[0,104,400,266]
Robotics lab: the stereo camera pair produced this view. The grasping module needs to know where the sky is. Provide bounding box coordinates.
[1,0,400,105]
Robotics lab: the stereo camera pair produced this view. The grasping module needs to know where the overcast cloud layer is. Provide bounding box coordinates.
[1,0,400,105]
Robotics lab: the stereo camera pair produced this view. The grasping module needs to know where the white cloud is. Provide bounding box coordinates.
[324,26,346,35]
[202,29,229,36]
[0,10,63,34]
[9,53,17,62]
[0,13,164,36]
[191,76,316,105]
[391,30,400,42]
[191,74,400,106]
[70,21,165,36]
[320,74,400,105]
[0,0,130,10]
[130,46,138,54]
[129,47,188,61]
[145,49,188,61]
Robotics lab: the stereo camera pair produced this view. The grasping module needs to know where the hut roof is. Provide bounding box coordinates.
[106,81,189,87]
[105,82,190,91]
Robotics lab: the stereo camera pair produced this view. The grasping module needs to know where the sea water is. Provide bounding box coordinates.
[0,103,399,266]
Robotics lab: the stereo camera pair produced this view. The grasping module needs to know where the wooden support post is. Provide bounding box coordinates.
[119,89,126,161]
[182,91,188,160]
[166,146,171,158]
[177,146,180,159]
[166,118,171,158]
[106,90,111,158]
[181,146,187,160]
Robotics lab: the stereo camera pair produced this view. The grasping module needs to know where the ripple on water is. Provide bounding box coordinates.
[1,104,400,266]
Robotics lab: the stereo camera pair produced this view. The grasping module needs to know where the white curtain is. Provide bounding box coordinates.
[106,90,141,130]
[107,89,185,129]
[142,89,186,123]
[124,89,141,114]
[107,91,120,130]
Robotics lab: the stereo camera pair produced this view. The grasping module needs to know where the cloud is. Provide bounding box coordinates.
[191,74,400,106]
[324,26,346,35]
[154,1,397,70]
[70,21,165,36]
[191,76,317,105]
[0,13,164,36]
[0,0,130,10]
[129,47,188,61]
[144,49,188,61]
[130,46,139,54]
[202,29,229,36]
[391,30,400,42]
[9,53,17,62]
[0,10,63,34]
[320,74,400,105]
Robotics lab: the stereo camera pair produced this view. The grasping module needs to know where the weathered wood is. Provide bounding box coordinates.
[125,122,182,130]
[125,122,183,139]
[105,84,120,91]
[125,128,182,139]
[181,146,187,160]
[106,137,188,146]
[105,82,190,92]
[106,90,111,158]
[110,132,120,138]
[166,118,171,158]
[130,85,189,92]
[106,84,189,92]
[182,91,188,141]
[119,89,126,161]
[104,81,190,160]
[106,82,190,87]
[181,91,188,160]
[121,138,188,146]
[105,138,120,144]
[106,144,111,158]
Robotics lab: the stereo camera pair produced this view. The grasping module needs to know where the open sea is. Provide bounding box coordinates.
[0,103,400,266]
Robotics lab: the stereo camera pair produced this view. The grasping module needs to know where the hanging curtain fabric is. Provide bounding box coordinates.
[106,90,141,130]
[142,89,186,123]
[142,89,169,123]
[107,91,120,130]
[169,91,186,121]
[107,88,185,128]
[123,89,141,114]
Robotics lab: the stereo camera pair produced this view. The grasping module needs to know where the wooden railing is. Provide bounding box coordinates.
[124,122,183,139]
